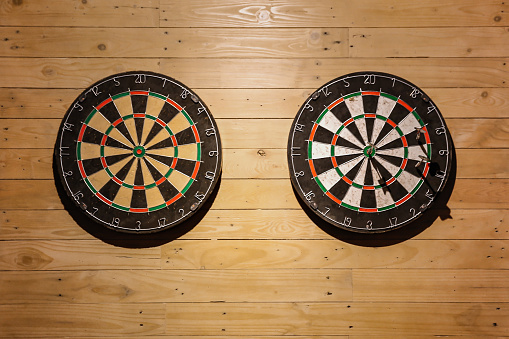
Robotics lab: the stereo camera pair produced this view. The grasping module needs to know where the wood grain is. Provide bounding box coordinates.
[0,269,352,303]
[161,239,509,270]
[350,27,509,58]
[0,57,507,89]
[1,118,508,149]
[0,0,160,27]
[0,303,165,337]
[1,148,507,180]
[353,269,509,302]
[1,178,508,210]
[164,302,509,336]
[160,0,508,28]
[3,88,509,119]
[1,209,508,241]
[0,27,347,58]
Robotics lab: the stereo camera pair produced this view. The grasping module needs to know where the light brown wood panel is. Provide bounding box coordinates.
[0,240,161,271]
[1,208,508,241]
[350,27,509,58]
[1,178,508,210]
[160,0,508,28]
[164,302,508,336]
[0,303,165,337]
[3,88,509,119]
[1,58,507,89]
[0,27,347,58]
[353,269,509,302]
[2,148,508,180]
[0,0,160,27]
[0,269,352,303]
[161,239,508,270]
[2,118,508,149]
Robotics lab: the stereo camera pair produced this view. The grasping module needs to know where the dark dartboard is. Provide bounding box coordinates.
[54,71,222,233]
[288,72,452,233]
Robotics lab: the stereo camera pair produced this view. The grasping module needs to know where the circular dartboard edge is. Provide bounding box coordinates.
[54,71,222,233]
[288,71,452,233]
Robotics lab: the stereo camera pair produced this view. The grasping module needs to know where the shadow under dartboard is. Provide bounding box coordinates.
[53,158,222,248]
[294,141,457,247]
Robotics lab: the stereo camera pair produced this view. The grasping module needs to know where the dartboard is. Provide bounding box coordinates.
[54,71,222,233]
[288,72,452,233]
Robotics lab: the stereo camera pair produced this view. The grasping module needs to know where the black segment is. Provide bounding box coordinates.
[130,190,148,209]
[174,126,196,146]
[143,123,164,146]
[98,102,122,125]
[146,153,175,168]
[157,179,180,201]
[312,157,335,177]
[98,179,122,201]
[143,158,164,181]
[146,136,175,151]
[131,95,148,113]
[362,94,379,114]
[104,153,132,167]
[365,117,375,144]
[311,125,336,145]
[81,158,104,177]
[134,118,145,145]
[134,159,145,186]
[158,102,179,124]
[114,158,135,182]
[360,189,376,209]
[174,158,196,178]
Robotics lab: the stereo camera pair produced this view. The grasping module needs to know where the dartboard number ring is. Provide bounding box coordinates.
[288,72,452,233]
[55,71,222,233]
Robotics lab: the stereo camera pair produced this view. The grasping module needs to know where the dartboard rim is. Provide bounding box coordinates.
[54,70,222,234]
[287,71,452,233]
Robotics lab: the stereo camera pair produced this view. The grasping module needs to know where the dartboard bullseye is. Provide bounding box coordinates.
[288,72,452,233]
[55,71,222,233]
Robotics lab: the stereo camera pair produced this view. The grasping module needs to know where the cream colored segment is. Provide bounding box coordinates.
[146,147,175,159]
[311,141,332,160]
[337,155,364,177]
[374,185,395,209]
[113,95,134,117]
[344,95,364,117]
[376,147,405,159]
[102,145,132,158]
[318,110,342,133]
[177,143,199,161]
[146,95,166,116]
[145,156,171,177]
[144,127,171,149]
[371,118,386,145]
[139,158,155,185]
[342,185,363,208]
[106,157,133,178]
[355,118,369,144]
[396,168,421,193]
[86,168,112,193]
[167,112,192,136]
[376,128,400,149]
[145,186,166,209]
[398,112,421,136]
[112,185,133,209]
[376,95,398,118]
[374,155,401,178]
[316,168,341,191]
[86,111,111,134]
[167,169,191,192]
[407,145,429,162]
[123,117,139,145]
[79,142,101,160]
[334,146,363,157]
[338,127,365,149]
[107,127,134,148]
[122,158,139,186]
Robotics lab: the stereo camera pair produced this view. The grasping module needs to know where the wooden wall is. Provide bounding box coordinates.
[1,0,508,337]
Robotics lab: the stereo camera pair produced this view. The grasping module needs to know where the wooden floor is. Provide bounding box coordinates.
[1,0,508,337]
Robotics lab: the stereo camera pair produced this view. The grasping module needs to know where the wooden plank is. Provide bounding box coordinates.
[1,118,508,149]
[161,239,509,270]
[3,88,509,119]
[1,178,508,210]
[1,208,508,241]
[0,303,165,337]
[0,240,160,270]
[0,269,352,303]
[353,269,509,302]
[0,0,159,27]
[1,148,507,180]
[1,58,507,89]
[160,0,508,28]
[164,302,509,336]
[0,27,348,58]
[350,27,509,58]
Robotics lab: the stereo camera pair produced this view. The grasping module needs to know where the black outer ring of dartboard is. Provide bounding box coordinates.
[53,71,222,234]
[287,71,453,233]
